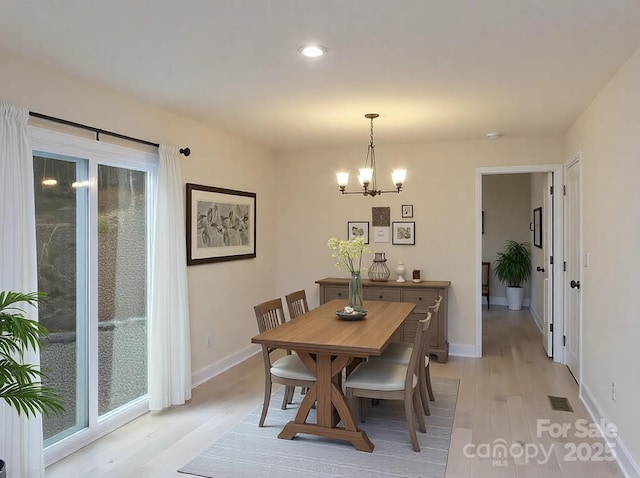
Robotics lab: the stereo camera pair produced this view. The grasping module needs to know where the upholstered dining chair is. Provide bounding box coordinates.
[285,289,309,320]
[345,313,431,452]
[370,295,442,415]
[482,261,491,309]
[253,298,316,427]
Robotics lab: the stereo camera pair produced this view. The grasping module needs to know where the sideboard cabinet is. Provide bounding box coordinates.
[316,278,451,363]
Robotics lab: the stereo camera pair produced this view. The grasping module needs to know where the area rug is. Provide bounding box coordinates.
[179,376,459,478]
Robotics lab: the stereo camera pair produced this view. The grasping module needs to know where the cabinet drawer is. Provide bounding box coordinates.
[363,287,402,302]
[323,286,348,302]
[402,289,439,313]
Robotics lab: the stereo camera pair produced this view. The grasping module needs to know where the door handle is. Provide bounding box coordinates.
[536,266,545,272]
[570,280,580,289]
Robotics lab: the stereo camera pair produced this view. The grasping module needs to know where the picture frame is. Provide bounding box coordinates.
[186,183,256,265]
[348,221,370,243]
[392,221,415,245]
[533,207,542,248]
[373,226,390,243]
[401,204,413,218]
[372,207,390,226]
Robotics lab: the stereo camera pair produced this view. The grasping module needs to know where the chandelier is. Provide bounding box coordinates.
[337,113,406,197]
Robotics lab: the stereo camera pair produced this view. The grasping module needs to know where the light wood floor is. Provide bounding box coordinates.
[46,307,623,477]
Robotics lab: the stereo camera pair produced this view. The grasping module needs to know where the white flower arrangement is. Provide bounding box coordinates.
[327,236,371,275]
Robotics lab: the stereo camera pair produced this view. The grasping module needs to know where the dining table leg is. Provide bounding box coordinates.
[278,351,374,452]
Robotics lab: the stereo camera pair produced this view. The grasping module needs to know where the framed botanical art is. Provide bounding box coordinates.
[401,204,413,218]
[347,221,370,243]
[186,183,256,265]
[392,221,415,245]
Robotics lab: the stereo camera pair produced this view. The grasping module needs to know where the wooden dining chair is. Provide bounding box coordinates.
[370,295,442,415]
[345,313,432,452]
[254,298,316,427]
[285,289,312,395]
[285,289,309,320]
[482,261,491,309]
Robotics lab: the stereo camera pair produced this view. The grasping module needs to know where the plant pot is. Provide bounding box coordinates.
[506,286,524,310]
[0,458,6,478]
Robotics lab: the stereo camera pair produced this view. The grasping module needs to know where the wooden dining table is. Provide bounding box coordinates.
[251,298,416,452]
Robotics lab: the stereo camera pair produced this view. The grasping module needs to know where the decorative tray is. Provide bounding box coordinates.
[336,309,368,321]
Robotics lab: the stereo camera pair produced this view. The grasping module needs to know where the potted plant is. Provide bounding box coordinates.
[493,240,531,310]
[0,291,64,478]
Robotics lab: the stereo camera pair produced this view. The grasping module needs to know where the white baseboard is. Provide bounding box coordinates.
[191,344,260,388]
[485,296,531,308]
[581,384,640,478]
[449,343,478,358]
[529,304,544,333]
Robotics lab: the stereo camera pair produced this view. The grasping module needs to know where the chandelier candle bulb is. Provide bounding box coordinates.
[392,169,407,186]
[336,172,349,188]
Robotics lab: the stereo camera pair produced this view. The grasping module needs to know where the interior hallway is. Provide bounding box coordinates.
[46,307,623,477]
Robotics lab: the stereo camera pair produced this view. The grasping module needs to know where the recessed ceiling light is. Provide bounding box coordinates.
[486,132,502,139]
[299,45,326,58]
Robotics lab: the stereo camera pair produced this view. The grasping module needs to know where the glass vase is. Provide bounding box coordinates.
[349,271,364,311]
[368,252,391,281]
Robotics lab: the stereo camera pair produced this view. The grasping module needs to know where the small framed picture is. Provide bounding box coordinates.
[392,221,415,245]
[347,221,370,244]
[373,226,390,243]
[533,207,542,248]
[401,204,413,218]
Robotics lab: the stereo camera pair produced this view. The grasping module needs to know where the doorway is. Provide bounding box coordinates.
[476,165,564,363]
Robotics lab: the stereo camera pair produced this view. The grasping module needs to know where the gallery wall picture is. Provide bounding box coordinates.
[372,206,390,226]
[401,204,413,218]
[186,183,256,265]
[392,221,415,245]
[373,226,390,243]
[348,221,370,243]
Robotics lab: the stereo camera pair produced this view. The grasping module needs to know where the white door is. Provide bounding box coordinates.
[541,173,554,356]
[564,157,582,379]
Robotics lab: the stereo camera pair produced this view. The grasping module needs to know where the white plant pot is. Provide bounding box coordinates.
[506,287,524,310]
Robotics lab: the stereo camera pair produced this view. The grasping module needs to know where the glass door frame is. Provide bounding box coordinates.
[30,126,157,466]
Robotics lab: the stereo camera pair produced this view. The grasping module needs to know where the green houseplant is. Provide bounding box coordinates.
[493,240,532,310]
[0,291,64,477]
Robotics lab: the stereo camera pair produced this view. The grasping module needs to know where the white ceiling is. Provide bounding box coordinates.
[2,0,640,151]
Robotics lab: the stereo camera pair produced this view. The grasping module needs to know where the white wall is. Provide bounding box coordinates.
[275,138,564,348]
[0,47,277,379]
[566,43,640,472]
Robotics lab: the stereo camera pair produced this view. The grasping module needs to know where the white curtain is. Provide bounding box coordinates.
[0,103,44,476]
[148,144,192,410]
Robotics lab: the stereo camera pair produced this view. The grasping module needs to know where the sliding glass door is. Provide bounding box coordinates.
[31,128,156,459]
[34,153,89,443]
[96,165,148,416]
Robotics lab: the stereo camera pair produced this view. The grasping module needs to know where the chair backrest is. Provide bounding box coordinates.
[254,298,287,334]
[405,312,432,391]
[482,262,490,288]
[285,289,309,320]
[423,297,441,356]
[429,295,443,314]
